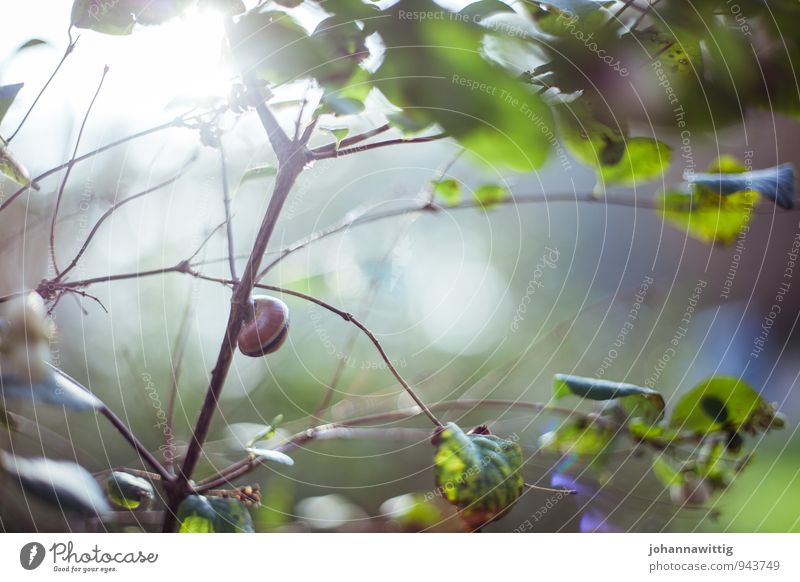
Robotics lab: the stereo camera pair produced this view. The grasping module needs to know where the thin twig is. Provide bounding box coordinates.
[195,426,432,492]
[0,107,220,214]
[525,482,577,495]
[313,123,391,155]
[99,405,171,480]
[310,132,448,160]
[194,397,602,491]
[49,65,109,277]
[164,288,196,474]
[7,34,79,142]
[56,154,197,281]
[163,70,308,532]
[310,214,418,424]
[219,142,238,280]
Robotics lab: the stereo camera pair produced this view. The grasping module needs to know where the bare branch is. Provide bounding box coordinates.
[0,107,220,214]
[56,154,197,281]
[219,142,238,281]
[99,405,171,481]
[7,34,79,143]
[310,132,448,160]
[49,65,109,277]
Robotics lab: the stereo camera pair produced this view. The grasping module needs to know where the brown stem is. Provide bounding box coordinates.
[0,107,218,214]
[195,426,431,492]
[310,132,448,160]
[219,142,238,281]
[164,289,196,474]
[99,405,171,480]
[193,394,605,491]
[161,83,309,530]
[56,155,196,281]
[7,34,79,143]
[313,123,391,155]
[49,65,109,277]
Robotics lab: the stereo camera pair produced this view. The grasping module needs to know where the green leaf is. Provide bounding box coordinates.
[0,405,16,432]
[0,141,34,188]
[539,417,614,456]
[245,414,284,447]
[240,165,277,184]
[70,0,193,34]
[557,100,671,185]
[320,95,364,116]
[16,39,48,52]
[651,456,683,487]
[553,373,665,413]
[231,10,368,90]
[0,451,110,515]
[659,187,758,245]
[669,376,781,434]
[529,0,612,35]
[70,0,135,34]
[321,127,350,149]
[106,471,155,510]
[0,363,104,412]
[177,496,216,533]
[460,0,515,21]
[177,495,254,533]
[244,447,294,467]
[380,492,449,530]
[0,83,24,125]
[433,423,524,529]
[375,12,554,171]
[207,497,255,533]
[474,183,508,209]
[432,178,462,207]
[631,27,703,78]
[599,138,671,186]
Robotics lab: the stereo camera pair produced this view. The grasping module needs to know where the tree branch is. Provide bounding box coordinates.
[194,426,432,492]
[0,107,220,214]
[99,405,171,481]
[310,132,448,160]
[219,142,238,281]
[56,154,197,281]
[193,398,596,491]
[7,34,79,142]
[162,75,309,531]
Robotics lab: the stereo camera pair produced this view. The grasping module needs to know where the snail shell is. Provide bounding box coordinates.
[237,295,289,357]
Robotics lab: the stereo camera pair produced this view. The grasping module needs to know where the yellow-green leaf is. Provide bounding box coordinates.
[659,187,758,245]
[433,423,524,529]
[106,471,154,510]
[474,183,508,209]
[0,141,34,188]
[669,376,782,434]
[433,178,462,207]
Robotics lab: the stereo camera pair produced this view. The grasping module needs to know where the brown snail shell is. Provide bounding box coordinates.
[237,295,289,357]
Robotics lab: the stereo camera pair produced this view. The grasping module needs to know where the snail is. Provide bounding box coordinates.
[237,295,289,357]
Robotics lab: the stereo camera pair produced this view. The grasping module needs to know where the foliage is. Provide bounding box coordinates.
[177,495,255,533]
[432,423,524,530]
[546,373,784,521]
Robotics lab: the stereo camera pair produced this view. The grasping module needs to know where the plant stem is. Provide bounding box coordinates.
[99,405,171,480]
[0,107,219,214]
[219,142,238,281]
[7,34,79,143]
[49,65,109,277]
[161,83,309,530]
[310,132,448,160]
